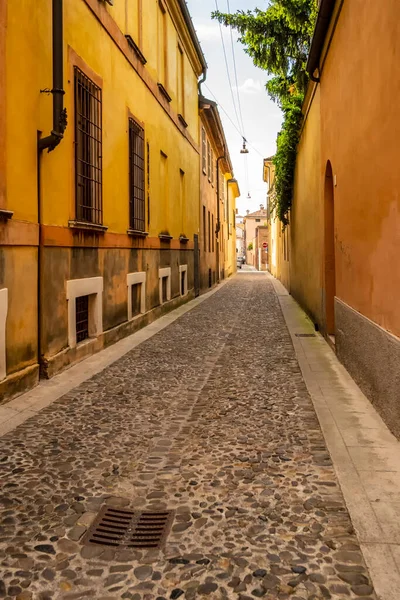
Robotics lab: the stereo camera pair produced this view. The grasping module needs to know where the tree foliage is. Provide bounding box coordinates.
[212,0,317,225]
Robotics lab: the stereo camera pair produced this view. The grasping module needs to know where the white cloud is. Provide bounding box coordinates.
[194,22,230,42]
[235,78,265,94]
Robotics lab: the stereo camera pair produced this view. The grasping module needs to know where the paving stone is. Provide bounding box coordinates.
[0,276,377,600]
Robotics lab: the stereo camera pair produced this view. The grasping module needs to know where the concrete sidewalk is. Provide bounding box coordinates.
[271,273,400,600]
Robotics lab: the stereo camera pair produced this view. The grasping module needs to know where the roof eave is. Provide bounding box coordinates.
[177,0,207,73]
[306,0,336,78]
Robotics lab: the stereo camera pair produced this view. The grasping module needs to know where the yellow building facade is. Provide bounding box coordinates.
[199,97,238,289]
[0,0,209,399]
[263,158,290,288]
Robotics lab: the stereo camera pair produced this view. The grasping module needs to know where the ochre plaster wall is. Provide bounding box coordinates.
[290,86,323,327]
[320,0,400,337]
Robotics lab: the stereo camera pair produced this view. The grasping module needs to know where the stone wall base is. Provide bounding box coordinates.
[335,297,400,438]
[0,364,39,404]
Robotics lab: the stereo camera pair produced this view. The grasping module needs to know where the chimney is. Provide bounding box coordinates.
[260,204,264,210]
[246,209,250,215]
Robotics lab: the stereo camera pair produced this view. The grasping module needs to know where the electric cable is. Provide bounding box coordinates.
[214,0,243,135]
[227,0,246,137]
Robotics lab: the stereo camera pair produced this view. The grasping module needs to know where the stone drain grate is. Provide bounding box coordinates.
[295,333,316,338]
[83,507,174,549]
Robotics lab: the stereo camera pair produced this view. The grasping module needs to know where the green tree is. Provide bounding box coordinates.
[212,0,317,226]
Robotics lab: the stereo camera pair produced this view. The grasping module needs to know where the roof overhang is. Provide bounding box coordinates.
[199,95,233,174]
[176,0,207,76]
[306,0,336,80]
[227,178,240,198]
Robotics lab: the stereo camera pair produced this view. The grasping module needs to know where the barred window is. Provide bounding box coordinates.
[201,128,207,174]
[75,296,89,343]
[129,118,145,232]
[74,67,102,224]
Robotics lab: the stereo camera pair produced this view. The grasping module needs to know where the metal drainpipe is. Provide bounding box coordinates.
[216,150,225,284]
[38,0,67,153]
[198,67,207,96]
[37,0,67,378]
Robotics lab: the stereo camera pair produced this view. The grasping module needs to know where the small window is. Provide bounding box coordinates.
[131,283,142,317]
[76,296,89,343]
[208,210,211,252]
[162,277,168,303]
[211,149,214,185]
[203,205,207,251]
[177,45,185,116]
[127,271,146,319]
[179,264,188,296]
[201,128,207,174]
[159,267,171,305]
[74,68,102,225]
[212,214,215,252]
[129,118,145,232]
[207,140,211,181]
[255,218,261,222]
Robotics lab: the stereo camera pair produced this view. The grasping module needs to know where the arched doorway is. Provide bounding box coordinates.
[324,161,336,336]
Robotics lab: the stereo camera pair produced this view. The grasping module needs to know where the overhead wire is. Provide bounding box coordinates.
[227,0,246,137]
[214,0,243,136]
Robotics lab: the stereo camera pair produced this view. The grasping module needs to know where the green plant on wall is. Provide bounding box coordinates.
[213,0,317,227]
[247,242,253,251]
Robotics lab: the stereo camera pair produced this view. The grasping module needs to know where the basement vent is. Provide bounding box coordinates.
[83,506,174,549]
[295,333,316,338]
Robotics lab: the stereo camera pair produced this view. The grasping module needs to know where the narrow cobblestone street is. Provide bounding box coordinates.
[0,274,376,600]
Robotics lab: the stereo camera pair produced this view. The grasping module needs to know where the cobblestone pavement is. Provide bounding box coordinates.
[0,275,376,600]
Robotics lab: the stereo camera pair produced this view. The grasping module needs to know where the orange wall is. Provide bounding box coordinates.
[320,0,400,337]
[0,0,6,208]
[290,86,323,325]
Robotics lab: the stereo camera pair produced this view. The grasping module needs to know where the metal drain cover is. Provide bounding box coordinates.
[295,333,316,338]
[83,506,174,549]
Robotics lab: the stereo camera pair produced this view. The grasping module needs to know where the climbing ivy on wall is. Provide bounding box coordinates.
[212,0,318,227]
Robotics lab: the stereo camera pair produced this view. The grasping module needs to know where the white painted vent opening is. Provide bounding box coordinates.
[159,267,171,305]
[66,277,103,348]
[179,264,188,297]
[127,272,146,319]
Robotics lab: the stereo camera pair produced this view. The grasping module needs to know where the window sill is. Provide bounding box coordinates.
[159,234,173,241]
[0,209,13,222]
[179,236,189,243]
[125,35,147,65]
[127,229,149,237]
[68,220,108,233]
[178,114,188,128]
[157,83,172,103]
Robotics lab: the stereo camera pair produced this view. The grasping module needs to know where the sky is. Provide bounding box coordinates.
[186,0,282,215]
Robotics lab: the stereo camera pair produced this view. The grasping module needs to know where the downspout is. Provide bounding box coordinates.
[38,0,67,153]
[37,0,67,377]
[198,67,207,96]
[216,149,225,284]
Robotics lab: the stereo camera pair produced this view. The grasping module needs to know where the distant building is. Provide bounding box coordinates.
[243,207,268,268]
[263,158,289,287]
[236,222,245,257]
[199,97,239,288]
